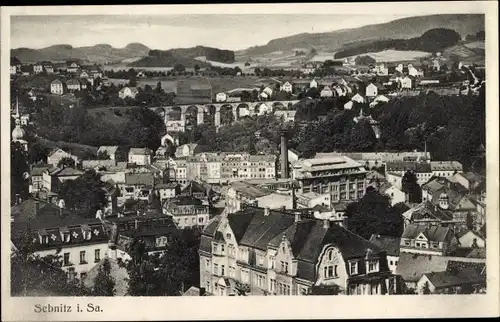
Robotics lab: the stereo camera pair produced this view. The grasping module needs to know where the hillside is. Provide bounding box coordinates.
[129,46,235,68]
[11,43,150,64]
[239,14,484,57]
[334,28,464,59]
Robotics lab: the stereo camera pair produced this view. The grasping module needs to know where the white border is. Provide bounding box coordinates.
[1,3,499,321]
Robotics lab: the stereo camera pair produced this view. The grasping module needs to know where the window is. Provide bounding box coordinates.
[269,256,276,269]
[213,243,218,253]
[79,251,86,264]
[269,279,276,293]
[63,253,70,266]
[367,260,379,273]
[229,266,235,278]
[221,244,225,253]
[192,218,196,223]
[389,260,393,266]
[63,233,70,243]
[280,261,289,274]
[228,244,235,257]
[94,249,101,263]
[258,255,264,266]
[205,259,210,272]
[328,250,333,261]
[80,272,87,280]
[213,263,219,275]
[324,265,338,279]
[241,270,249,283]
[349,261,358,275]
[226,233,232,239]
[404,240,410,246]
[221,265,225,276]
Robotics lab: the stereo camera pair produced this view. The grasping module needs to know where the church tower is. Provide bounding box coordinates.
[12,98,29,152]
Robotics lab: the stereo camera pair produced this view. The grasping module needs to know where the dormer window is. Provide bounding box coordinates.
[349,261,358,275]
[60,227,70,242]
[367,260,379,273]
[38,229,48,244]
[81,225,92,240]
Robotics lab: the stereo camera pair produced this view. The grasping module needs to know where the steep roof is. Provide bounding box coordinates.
[401,224,451,242]
[97,146,120,154]
[83,258,129,296]
[369,235,401,256]
[124,173,155,186]
[227,211,255,243]
[129,147,152,155]
[402,200,454,222]
[396,252,450,282]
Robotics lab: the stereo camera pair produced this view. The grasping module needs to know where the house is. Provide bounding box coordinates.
[10,57,21,75]
[66,61,80,73]
[80,70,90,79]
[128,148,152,166]
[369,95,390,108]
[385,162,433,187]
[351,93,365,103]
[216,92,228,102]
[378,183,406,206]
[225,181,292,214]
[365,83,378,97]
[416,261,486,294]
[457,230,485,248]
[89,67,103,79]
[199,207,394,296]
[262,86,273,97]
[430,161,463,178]
[320,86,333,98]
[97,146,127,162]
[29,165,52,193]
[310,79,318,88]
[369,235,401,274]
[33,63,44,74]
[175,143,206,159]
[450,171,484,192]
[66,79,82,92]
[280,81,293,93]
[190,83,212,99]
[47,148,81,167]
[136,71,146,78]
[274,110,296,123]
[401,76,413,89]
[399,223,458,256]
[119,172,155,202]
[374,63,389,76]
[11,199,109,280]
[118,87,139,99]
[48,79,63,95]
[42,166,84,193]
[344,101,354,110]
[20,65,34,76]
[295,191,331,209]
[154,182,180,203]
[41,61,54,73]
[164,195,210,229]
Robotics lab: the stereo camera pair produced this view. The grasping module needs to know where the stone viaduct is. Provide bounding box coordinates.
[150,100,300,128]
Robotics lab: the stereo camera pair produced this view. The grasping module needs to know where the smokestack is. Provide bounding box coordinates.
[292,183,297,209]
[280,130,289,179]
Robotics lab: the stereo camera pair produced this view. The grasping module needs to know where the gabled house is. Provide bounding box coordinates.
[97,146,127,162]
[50,79,65,95]
[457,230,485,248]
[401,76,414,89]
[42,61,54,74]
[66,61,80,73]
[280,81,293,93]
[365,83,378,98]
[119,172,155,202]
[351,93,365,103]
[320,86,333,98]
[154,182,181,202]
[20,65,34,76]
[118,87,139,99]
[66,79,82,92]
[47,148,81,167]
[310,79,318,88]
[164,195,210,229]
[399,223,458,256]
[199,207,393,296]
[42,166,84,193]
[33,63,44,74]
[10,57,21,75]
[369,235,401,274]
[128,148,152,166]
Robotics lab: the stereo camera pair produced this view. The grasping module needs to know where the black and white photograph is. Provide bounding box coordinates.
[1,2,499,321]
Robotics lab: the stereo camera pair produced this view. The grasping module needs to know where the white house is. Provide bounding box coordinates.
[310,79,318,88]
[401,76,413,89]
[257,103,271,115]
[395,64,404,73]
[280,81,293,93]
[128,148,152,166]
[351,93,365,103]
[369,95,390,108]
[259,92,269,100]
[47,148,81,167]
[216,92,228,102]
[33,64,44,74]
[344,101,354,110]
[380,184,406,206]
[374,64,389,76]
[262,86,273,97]
[66,79,82,92]
[320,86,333,98]
[119,87,139,99]
[365,83,378,97]
[458,230,486,248]
[50,79,64,95]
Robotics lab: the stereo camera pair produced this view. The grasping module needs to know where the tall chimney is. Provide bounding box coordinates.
[292,183,297,209]
[280,130,289,179]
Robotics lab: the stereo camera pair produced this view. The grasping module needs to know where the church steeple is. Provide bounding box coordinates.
[12,97,28,152]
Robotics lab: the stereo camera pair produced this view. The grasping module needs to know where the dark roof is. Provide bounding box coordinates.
[424,271,485,289]
[51,167,84,177]
[125,173,155,187]
[369,235,401,256]
[401,224,451,243]
[167,195,203,206]
[154,182,179,189]
[227,211,255,243]
[396,252,450,282]
[181,181,207,195]
[386,161,431,173]
[403,200,454,222]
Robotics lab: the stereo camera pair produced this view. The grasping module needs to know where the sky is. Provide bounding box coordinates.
[10,14,416,51]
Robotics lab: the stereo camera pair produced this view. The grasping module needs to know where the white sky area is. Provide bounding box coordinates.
[11,14,416,51]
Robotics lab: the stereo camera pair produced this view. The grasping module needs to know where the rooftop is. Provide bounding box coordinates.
[369,235,401,257]
[301,156,363,171]
[129,147,152,155]
[401,223,451,243]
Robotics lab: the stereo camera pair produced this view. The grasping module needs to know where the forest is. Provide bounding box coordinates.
[334,28,463,59]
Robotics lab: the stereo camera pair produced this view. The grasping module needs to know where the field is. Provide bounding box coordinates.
[344,50,432,63]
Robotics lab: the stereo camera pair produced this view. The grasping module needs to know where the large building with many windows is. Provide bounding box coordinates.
[291,156,367,203]
[199,206,394,296]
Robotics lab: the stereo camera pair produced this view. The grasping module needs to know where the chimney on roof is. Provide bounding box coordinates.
[264,207,270,216]
[323,218,330,229]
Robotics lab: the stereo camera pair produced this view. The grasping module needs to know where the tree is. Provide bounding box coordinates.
[91,258,116,296]
[355,55,376,65]
[96,150,111,160]
[345,190,405,239]
[11,141,29,203]
[401,170,422,203]
[174,64,185,73]
[58,169,107,217]
[421,281,431,294]
[310,47,317,55]
[57,157,76,168]
[466,212,474,230]
[194,65,200,73]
